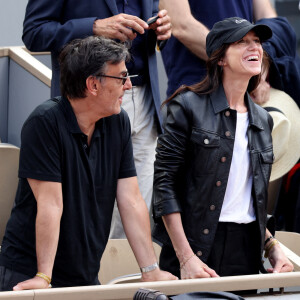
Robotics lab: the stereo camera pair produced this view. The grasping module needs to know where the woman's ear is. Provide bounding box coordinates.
[86,76,99,96]
[218,60,224,66]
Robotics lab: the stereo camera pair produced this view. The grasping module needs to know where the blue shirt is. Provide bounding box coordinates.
[117,0,148,84]
[161,0,253,97]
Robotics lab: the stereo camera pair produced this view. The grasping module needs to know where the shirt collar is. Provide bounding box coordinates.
[57,96,104,137]
[210,84,264,130]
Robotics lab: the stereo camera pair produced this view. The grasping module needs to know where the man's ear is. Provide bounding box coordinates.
[86,76,99,96]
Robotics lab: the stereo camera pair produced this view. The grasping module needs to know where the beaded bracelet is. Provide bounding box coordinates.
[180,253,196,270]
[36,272,51,284]
[264,239,279,258]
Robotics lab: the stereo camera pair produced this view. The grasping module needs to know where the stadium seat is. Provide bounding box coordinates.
[0,143,20,242]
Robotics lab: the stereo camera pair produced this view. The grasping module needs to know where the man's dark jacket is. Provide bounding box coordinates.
[152,84,274,265]
[257,17,300,107]
[22,0,163,131]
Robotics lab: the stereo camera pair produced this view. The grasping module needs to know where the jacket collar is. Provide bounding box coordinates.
[210,84,264,130]
[244,92,264,130]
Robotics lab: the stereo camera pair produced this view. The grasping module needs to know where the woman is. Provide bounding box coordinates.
[152,17,293,279]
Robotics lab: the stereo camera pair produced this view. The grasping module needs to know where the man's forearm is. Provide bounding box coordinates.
[159,0,208,60]
[28,179,63,280]
[116,177,177,281]
[253,0,277,21]
[120,194,157,268]
[35,203,63,278]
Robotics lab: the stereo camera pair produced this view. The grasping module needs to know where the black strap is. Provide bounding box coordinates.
[263,106,284,115]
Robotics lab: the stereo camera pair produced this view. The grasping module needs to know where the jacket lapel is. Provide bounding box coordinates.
[141,0,152,21]
[245,93,264,130]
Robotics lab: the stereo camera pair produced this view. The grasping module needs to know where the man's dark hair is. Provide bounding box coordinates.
[59,36,130,99]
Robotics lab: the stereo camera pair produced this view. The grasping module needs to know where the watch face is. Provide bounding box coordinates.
[140,262,158,273]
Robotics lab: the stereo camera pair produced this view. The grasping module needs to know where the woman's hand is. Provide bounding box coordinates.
[180,254,219,279]
[267,243,294,273]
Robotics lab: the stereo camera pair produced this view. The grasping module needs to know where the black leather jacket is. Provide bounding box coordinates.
[152,84,274,263]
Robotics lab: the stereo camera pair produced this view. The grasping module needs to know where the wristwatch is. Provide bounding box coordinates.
[140,262,158,273]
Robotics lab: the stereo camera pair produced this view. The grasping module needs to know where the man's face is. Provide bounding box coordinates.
[96,61,132,117]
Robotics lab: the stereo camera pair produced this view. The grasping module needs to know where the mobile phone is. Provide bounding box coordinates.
[147,15,159,26]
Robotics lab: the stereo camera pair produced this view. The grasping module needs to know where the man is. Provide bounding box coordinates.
[159,0,276,102]
[22,0,171,238]
[0,36,176,291]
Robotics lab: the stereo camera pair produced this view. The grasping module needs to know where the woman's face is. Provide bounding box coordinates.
[220,31,263,78]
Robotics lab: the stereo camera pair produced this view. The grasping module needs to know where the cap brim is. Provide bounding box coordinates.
[225,24,272,44]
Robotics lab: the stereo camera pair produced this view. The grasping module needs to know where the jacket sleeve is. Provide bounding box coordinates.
[153,93,191,218]
[22,0,95,52]
[256,17,300,107]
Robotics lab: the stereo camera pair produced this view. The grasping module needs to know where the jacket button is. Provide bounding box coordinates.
[204,138,209,145]
[216,181,221,187]
[220,156,226,163]
[203,229,209,235]
[225,131,231,137]
[225,111,230,117]
[210,205,216,211]
[196,250,203,257]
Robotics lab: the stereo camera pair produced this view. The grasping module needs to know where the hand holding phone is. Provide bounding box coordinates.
[147,15,159,26]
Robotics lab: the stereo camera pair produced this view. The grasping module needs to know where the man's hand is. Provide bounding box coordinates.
[93,14,148,42]
[180,255,219,279]
[13,276,50,291]
[267,243,294,273]
[141,268,178,282]
[250,78,270,105]
[148,9,172,41]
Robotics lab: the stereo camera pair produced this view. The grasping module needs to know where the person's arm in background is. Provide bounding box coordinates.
[23,0,95,52]
[159,0,208,60]
[251,0,277,105]
[22,0,149,52]
[13,180,63,290]
[116,177,177,282]
[253,0,277,21]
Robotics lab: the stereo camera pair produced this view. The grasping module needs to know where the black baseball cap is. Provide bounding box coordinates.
[206,17,272,57]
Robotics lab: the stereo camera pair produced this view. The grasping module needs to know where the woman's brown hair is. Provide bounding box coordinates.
[163,44,269,107]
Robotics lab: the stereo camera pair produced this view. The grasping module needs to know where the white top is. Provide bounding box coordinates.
[219,112,256,223]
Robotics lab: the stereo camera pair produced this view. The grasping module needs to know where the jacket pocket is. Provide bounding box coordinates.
[190,129,220,175]
[259,149,274,185]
